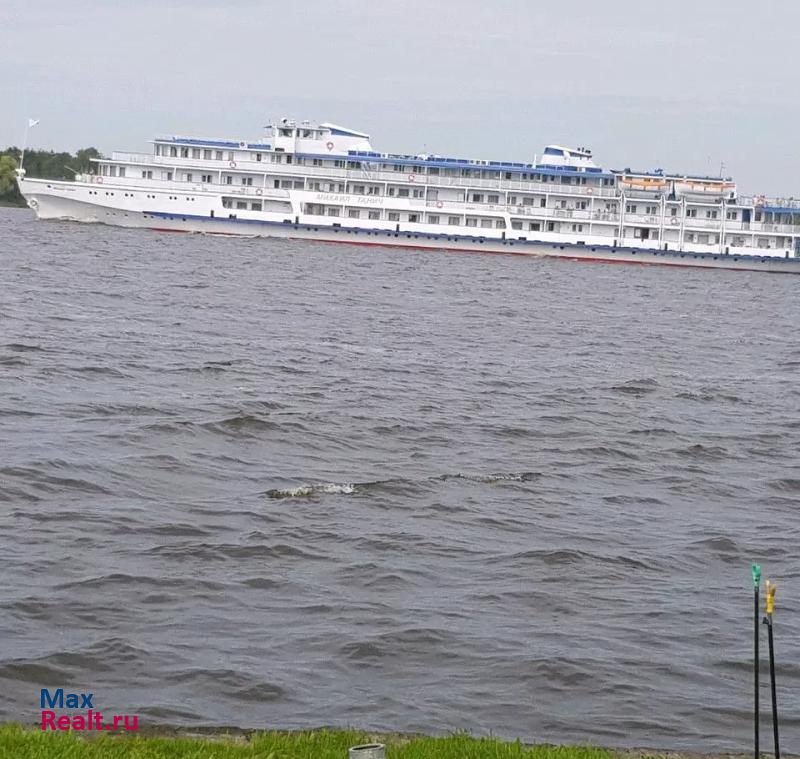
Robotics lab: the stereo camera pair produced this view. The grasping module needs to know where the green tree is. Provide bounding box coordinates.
[0,154,18,195]
[0,146,103,206]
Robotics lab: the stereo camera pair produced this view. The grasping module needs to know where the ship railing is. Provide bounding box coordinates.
[108,153,622,198]
[739,195,800,209]
[110,151,157,164]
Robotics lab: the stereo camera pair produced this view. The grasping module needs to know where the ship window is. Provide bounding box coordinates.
[352,185,365,194]
[192,149,201,159]
[313,159,323,167]
[480,219,492,228]
[142,170,153,179]
[368,211,380,220]
[466,218,478,227]
[327,208,340,217]
[388,212,400,221]
[429,167,439,175]
[184,173,193,182]
[540,198,546,207]
[706,210,718,219]
[223,198,233,208]
[645,205,657,214]
[428,215,439,224]
[204,150,211,160]
[256,153,262,162]
[547,222,555,231]
[448,216,460,225]
[241,177,253,186]
[726,211,738,220]
[216,151,223,160]
[670,207,677,216]
[227,152,234,161]
[348,209,360,218]
[530,222,541,231]
[472,194,483,202]
[512,221,522,230]
[236,201,247,209]
[335,160,345,168]
[495,220,506,229]
[170,147,177,157]
[226,176,233,185]
[687,209,697,218]
[181,148,189,157]
[488,195,499,204]
[398,188,409,198]
[387,188,396,197]
[251,202,262,211]
[626,204,637,213]
[201,174,212,183]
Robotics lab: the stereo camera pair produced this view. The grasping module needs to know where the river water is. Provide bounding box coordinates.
[1,207,798,750]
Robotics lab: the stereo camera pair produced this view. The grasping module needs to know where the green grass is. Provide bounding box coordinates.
[0,725,625,759]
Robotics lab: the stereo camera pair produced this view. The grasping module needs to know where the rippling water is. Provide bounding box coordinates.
[1,208,798,751]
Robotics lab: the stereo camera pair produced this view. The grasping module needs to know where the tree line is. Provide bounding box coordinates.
[0,147,101,206]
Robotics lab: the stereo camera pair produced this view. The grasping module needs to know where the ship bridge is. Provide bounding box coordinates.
[268,119,374,156]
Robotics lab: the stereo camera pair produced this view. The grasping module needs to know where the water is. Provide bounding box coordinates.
[1,207,798,751]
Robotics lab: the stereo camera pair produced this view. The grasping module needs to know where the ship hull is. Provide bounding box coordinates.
[19,181,800,275]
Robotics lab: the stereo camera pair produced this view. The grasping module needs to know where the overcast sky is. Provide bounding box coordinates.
[2,0,799,195]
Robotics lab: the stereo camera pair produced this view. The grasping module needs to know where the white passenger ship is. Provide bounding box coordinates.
[16,119,800,273]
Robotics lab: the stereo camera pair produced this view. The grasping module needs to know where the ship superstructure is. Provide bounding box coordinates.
[16,118,800,273]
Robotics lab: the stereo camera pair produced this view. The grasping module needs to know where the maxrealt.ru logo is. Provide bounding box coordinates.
[40,689,138,731]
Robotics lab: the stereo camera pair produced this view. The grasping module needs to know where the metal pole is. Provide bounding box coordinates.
[767,621,779,759]
[20,122,30,174]
[764,581,779,759]
[753,563,761,759]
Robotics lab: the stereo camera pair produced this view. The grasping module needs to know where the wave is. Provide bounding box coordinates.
[266,482,356,498]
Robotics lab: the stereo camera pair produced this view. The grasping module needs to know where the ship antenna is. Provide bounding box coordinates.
[18,117,40,176]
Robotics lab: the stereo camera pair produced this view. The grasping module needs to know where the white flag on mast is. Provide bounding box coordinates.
[28,118,40,127]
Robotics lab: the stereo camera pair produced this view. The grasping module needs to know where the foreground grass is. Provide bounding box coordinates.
[0,725,624,759]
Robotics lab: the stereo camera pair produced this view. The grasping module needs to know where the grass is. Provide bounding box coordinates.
[0,725,626,759]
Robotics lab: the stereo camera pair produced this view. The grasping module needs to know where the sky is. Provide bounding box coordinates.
[2,0,799,196]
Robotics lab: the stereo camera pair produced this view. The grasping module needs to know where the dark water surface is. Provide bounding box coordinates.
[1,208,799,750]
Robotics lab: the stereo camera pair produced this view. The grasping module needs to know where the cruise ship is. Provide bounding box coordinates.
[16,119,800,273]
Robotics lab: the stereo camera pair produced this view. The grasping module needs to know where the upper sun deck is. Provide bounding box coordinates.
[148,120,616,180]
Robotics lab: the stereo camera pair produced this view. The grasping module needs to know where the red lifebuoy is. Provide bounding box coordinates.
[229,161,237,168]
[326,141,334,151]
[586,188,593,195]
[97,176,103,184]
[255,188,263,195]
[436,200,443,208]
[408,174,416,183]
